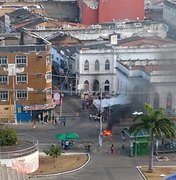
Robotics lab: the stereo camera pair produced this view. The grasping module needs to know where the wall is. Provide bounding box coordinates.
[41,1,78,22]
[79,1,98,25]
[163,0,176,28]
[0,151,39,174]
[99,0,144,23]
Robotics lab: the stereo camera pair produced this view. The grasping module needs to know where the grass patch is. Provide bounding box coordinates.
[140,166,176,180]
[31,154,88,176]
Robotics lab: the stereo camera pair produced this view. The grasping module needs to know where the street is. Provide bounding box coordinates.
[9,94,169,180]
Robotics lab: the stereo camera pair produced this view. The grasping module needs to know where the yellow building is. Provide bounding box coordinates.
[0,31,55,123]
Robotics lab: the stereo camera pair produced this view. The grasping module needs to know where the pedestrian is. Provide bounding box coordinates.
[65,140,69,150]
[111,144,114,154]
[87,143,91,152]
[82,99,86,110]
[52,115,55,124]
[32,120,36,129]
[89,113,92,122]
[38,114,41,123]
[86,99,89,109]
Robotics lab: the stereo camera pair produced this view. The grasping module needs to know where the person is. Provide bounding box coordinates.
[89,113,93,122]
[38,114,41,122]
[61,140,65,149]
[87,143,91,152]
[111,144,114,154]
[32,120,36,129]
[86,99,89,109]
[69,140,74,149]
[82,99,86,110]
[65,140,69,150]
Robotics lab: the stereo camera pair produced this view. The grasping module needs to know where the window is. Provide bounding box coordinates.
[84,80,89,91]
[16,73,27,83]
[84,60,89,71]
[105,59,110,70]
[0,56,7,66]
[37,55,42,60]
[46,55,51,65]
[0,91,8,100]
[17,90,27,99]
[16,56,27,66]
[46,88,52,96]
[46,72,52,81]
[104,80,110,92]
[95,60,99,71]
[0,75,8,83]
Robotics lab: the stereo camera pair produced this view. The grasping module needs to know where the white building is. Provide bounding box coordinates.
[115,36,176,113]
[75,42,117,96]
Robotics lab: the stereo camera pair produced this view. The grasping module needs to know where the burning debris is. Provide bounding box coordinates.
[103,129,112,137]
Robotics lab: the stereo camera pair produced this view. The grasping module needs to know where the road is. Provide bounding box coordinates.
[10,94,146,180]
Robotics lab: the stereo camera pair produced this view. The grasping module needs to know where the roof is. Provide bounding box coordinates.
[118,36,175,46]
[7,8,31,18]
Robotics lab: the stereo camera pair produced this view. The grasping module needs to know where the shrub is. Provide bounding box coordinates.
[0,126,17,146]
[44,144,63,158]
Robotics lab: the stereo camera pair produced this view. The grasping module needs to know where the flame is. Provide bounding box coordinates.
[103,129,112,137]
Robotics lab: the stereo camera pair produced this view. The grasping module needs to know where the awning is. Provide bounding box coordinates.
[93,94,131,110]
[23,101,56,111]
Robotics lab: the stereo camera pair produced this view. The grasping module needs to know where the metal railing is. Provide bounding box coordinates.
[0,133,38,159]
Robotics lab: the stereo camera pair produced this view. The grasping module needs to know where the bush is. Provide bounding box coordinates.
[44,144,63,158]
[0,126,17,146]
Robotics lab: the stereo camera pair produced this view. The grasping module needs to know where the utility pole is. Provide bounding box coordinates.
[12,68,17,124]
[99,88,103,147]
[59,87,63,118]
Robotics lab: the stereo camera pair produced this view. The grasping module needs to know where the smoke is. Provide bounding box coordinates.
[106,103,132,130]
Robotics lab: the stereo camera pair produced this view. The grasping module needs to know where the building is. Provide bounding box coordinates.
[75,41,117,96]
[115,35,176,113]
[163,0,176,40]
[77,0,144,25]
[0,31,55,123]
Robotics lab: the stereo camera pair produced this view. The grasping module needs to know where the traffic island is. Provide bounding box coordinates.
[29,152,90,178]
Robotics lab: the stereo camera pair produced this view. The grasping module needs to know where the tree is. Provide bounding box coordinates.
[44,144,63,158]
[0,125,17,146]
[129,103,175,173]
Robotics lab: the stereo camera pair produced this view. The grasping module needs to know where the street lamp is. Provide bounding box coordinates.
[12,67,17,124]
[99,88,103,147]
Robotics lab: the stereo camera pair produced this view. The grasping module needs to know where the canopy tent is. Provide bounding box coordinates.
[55,133,79,140]
[93,94,131,110]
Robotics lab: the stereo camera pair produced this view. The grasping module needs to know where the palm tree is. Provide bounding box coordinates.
[129,103,175,173]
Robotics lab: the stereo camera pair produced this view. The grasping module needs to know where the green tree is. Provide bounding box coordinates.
[129,103,175,173]
[0,126,17,146]
[44,144,63,158]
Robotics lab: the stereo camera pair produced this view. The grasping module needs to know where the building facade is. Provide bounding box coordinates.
[163,0,176,39]
[0,32,54,123]
[77,0,144,25]
[75,43,117,96]
[115,38,176,113]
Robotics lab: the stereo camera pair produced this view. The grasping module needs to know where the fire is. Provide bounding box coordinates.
[103,129,112,137]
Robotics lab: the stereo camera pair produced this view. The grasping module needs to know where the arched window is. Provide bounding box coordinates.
[166,92,172,109]
[93,79,99,91]
[105,59,110,70]
[94,59,99,71]
[104,80,110,92]
[84,80,89,91]
[84,60,89,71]
[153,92,159,109]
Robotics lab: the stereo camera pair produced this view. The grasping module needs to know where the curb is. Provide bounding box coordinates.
[29,152,90,178]
[136,166,147,180]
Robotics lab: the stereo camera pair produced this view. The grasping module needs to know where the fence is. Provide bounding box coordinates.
[0,133,38,159]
